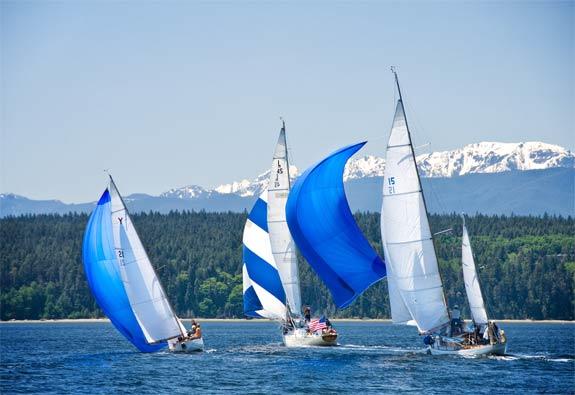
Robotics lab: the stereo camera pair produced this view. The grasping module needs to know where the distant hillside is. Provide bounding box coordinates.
[345,168,575,216]
[1,168,573,217]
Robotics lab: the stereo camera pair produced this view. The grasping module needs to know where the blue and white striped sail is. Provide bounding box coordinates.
[243,190,288,321]
[286,142,387,308]
[82,189,165,352]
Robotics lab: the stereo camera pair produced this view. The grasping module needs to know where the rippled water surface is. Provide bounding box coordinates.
[1,321,573,394]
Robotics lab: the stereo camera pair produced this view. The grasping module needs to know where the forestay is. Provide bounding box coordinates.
[381,100,449,334]
[82,190,165,352]
[108,177,183,343]
[462,219,488,325]
[243,190,288,321]
[286,142,386,308]
[268,123,302,316]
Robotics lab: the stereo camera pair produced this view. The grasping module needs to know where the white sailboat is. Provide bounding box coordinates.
[83,176,203,353]
[242,121,337,347]
[381,69,506,356]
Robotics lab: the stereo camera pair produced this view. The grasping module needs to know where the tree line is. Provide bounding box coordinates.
[1,211,573,320]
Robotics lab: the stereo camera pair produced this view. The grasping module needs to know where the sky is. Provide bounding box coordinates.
[1,1,573,203]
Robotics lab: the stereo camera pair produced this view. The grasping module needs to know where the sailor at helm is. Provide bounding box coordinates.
[450,305,462,335]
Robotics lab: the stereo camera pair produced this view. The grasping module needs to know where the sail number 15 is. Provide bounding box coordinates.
[388,177,396,194]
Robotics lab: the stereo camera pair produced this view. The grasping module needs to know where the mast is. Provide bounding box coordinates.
[108,174,185,340]
[282,118,293,190]
[391,68,436,248]
[268,119,302,317]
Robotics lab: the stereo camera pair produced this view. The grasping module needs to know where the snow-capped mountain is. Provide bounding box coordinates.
[417,141,574,178]
[2,141,572,218]
[161,185,209,199]
[163,141,573,199]
[163,166,299,199]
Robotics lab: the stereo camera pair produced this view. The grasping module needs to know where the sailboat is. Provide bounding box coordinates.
[242,121,338,346]
[429,215,508,356]
[83,175,204,352]
[380,68,506,356]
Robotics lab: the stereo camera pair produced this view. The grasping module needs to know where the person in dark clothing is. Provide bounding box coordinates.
[492,321,500,342]
[303,306,311,323]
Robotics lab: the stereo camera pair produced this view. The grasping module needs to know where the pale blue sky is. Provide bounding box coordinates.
[1,1,573,202]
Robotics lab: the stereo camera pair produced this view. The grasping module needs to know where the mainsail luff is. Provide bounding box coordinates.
[108,176,183,343]
[381,70,450,333]
[267,121,302,317]
[461,217,489,325]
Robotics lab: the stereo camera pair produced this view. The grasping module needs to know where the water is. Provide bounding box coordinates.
[1,321,573,394]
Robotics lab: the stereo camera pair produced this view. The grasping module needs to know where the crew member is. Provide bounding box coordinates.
[303,306,311,323]
[451,305,462,335]
[190,322,202,339]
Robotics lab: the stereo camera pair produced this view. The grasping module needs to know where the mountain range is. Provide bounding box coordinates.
[1,141,573,217]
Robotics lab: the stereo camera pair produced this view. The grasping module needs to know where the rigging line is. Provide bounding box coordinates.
[394,78,449,216]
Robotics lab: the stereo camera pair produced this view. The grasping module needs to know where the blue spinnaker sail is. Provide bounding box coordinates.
[286,142,386,308]
[82,190,165,352]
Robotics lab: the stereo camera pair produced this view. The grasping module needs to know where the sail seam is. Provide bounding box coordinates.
[399,284,444,292]
[395,273,441,280]
[386,237,433,246]
[130,296,169,307]
[383,190,422,198]
[387,143,411,149]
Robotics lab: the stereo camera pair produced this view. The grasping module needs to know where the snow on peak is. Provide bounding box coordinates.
[215,166,299,197]
[343,155,386,181]
[161,185,208,199]
[416,141,574,177]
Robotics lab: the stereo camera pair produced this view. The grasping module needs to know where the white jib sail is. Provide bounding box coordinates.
[267,125,302,316]
[108,177,182,343]
[381,100,450,334]
[462,220,488,325]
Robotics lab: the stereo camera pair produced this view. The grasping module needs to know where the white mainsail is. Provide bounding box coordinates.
[381,90,450,334]
[267,123,302,317]
[381,209,414,325]
[108,177,183,343]
[461,218,488,325]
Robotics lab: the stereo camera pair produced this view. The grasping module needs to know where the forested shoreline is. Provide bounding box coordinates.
[1,212,573,321]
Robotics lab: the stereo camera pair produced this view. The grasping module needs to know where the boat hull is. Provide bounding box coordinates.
[429,341,507,356]
[168,338,204,352]
[283,329,338,347]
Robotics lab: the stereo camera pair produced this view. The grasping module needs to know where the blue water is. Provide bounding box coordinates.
[1,322,573,394]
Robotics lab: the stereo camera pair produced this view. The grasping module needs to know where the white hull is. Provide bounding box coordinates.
[283,328,338,347]
[168,338,204,353]
[429,341,507,356]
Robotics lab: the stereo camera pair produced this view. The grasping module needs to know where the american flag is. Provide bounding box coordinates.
[308,317,327,332]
